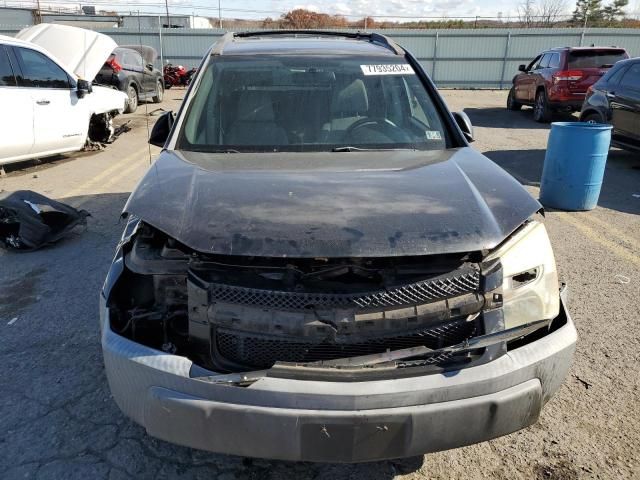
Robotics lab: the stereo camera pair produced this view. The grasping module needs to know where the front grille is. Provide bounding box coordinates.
[208,268,480,311]
[215,317,478,369]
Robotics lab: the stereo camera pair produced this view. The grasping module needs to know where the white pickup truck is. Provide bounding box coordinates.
[0,24,127,167]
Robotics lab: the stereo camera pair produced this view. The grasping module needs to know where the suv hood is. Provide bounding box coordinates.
[123,148,541,257]
[16,23,116,81]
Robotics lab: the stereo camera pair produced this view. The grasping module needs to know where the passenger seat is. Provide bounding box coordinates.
[225,91,289,145]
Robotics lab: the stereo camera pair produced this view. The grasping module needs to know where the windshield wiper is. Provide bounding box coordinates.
[331,146,415,152]
[207,148,241,153]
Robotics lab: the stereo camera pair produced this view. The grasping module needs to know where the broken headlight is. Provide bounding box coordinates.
[486,221,560,329]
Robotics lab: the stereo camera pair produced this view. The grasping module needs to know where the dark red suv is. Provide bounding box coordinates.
[507,47,629,122]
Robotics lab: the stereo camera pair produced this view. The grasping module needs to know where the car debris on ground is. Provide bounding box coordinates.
[84,120,132,151]
[0,190,89,250]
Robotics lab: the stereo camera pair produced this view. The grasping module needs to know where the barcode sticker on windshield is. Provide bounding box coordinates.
[425,130,442,140]
[360,64,415,75]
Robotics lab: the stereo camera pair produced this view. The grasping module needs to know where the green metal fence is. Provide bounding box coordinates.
[1,26,638,88]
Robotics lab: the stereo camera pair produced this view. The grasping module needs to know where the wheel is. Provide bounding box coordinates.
[582,112,603,124]
[152,80,164,103]
[124,84,138,113]
[533,89,552,123]
[507,87,522,111]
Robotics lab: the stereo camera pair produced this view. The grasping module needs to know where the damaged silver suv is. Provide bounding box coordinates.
[101,31,576,463]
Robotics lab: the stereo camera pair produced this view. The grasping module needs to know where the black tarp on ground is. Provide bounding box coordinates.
[0,190,89,250]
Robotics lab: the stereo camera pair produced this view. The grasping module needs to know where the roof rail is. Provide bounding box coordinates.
[211,31,235,55]
[232,30,404,56]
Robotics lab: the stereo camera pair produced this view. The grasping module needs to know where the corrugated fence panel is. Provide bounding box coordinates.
[436,60,506,86]
[585,31,640,52]
[0,9,33,28]
[1,25,638,87]
[508,32,582,60]
[386,32,436,59]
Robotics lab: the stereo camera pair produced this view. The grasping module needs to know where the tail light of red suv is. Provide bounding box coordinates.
[552,70,584,83]
[105,54,122,73]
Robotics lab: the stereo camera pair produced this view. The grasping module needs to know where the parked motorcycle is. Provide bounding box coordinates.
[163,63,197,88]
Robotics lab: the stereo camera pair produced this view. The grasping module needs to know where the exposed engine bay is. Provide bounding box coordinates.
[105,221,515,376]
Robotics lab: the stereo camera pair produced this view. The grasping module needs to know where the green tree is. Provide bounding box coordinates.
[602,0,629,22]
[572,0,604,25]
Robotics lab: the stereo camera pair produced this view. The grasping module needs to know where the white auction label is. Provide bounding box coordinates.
[360,64,415,75]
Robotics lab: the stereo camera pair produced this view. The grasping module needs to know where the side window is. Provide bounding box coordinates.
[548,53,561,69]
[0,46,17,86]
[122,50,142,69]
[15,47,70,88]
[619,64,640,90]
[537,54,551,70]
[604,65,626,86]
[131,52,143,69]
[402,78,429,125]
[527,55,542,71]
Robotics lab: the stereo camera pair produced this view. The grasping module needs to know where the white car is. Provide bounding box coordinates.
[0,24,128,166]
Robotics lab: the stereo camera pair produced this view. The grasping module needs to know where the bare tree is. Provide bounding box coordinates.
[539,0,568,24]
[518,0,538,26]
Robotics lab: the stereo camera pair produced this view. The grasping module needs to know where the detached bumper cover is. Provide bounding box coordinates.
[100,298,576,463]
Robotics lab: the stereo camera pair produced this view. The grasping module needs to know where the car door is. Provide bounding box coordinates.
[0,44,35,163]
[121,49,147,95]
[610,63,640,142]
[13,45,88,155]
[515,55,542,102]
[141,55,157,96]
[529,53,551,101]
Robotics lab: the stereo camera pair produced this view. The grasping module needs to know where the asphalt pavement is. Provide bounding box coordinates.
[0,89,638,480]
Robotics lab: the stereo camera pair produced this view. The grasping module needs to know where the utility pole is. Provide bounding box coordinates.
[165,0,170,28]
[36,0,42,24]
[218,0,223,29]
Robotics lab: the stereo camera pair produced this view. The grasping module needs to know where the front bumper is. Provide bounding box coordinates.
[100,296,576,463]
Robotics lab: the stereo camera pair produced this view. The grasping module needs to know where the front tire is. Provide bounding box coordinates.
[152,80,164,103]
[507,87,522,111]
[124,84,138,113]
[533,89,552,123]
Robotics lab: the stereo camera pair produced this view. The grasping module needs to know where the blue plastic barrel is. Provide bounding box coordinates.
[539,122,612,211]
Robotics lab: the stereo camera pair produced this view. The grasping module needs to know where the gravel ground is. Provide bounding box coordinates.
[0,89,638,480]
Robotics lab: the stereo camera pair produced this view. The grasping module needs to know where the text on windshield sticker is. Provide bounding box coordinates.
[360,64,415,75]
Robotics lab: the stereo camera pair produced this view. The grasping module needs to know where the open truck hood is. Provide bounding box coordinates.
[123,147,541,258]
[16,23,116,81]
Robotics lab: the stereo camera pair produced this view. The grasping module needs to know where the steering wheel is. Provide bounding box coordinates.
[343,117,408,143]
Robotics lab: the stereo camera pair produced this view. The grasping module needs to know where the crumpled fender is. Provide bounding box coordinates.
[87,86,127,115]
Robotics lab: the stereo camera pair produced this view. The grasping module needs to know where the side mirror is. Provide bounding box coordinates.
[146,63,154,71]
[149,111,174,147]
[518,64,527,72]
[77,79,92,98]
[453,111,474,143]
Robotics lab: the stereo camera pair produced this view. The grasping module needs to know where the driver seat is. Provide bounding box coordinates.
[321,79,369,142]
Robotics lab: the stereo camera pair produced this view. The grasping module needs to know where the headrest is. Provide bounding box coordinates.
[332,79,368,116]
